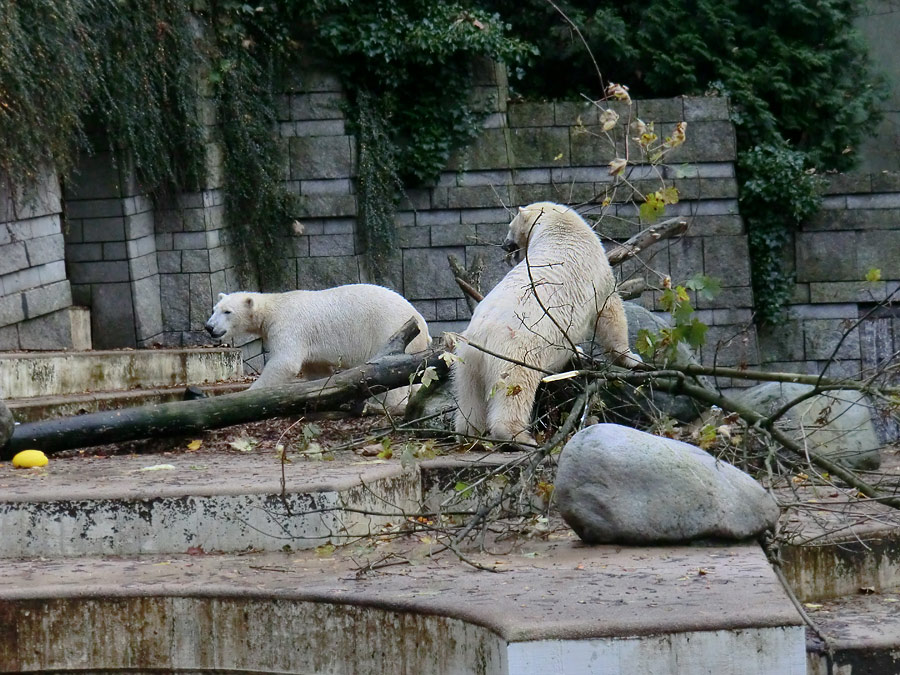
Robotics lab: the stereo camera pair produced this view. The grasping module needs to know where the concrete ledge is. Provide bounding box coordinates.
[0,347,243,398]
[0,453,420,556]
[0,542,805,674]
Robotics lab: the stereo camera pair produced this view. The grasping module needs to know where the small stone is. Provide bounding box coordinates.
[555,423,779,544]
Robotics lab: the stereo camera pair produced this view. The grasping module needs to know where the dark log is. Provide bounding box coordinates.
[371,317,422,360]
[2,347,443,458]
[2,320,434,458]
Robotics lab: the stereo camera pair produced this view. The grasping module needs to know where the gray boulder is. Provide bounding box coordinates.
[734,382,881,470]
[583,302,708,422]
[555,423,779,544]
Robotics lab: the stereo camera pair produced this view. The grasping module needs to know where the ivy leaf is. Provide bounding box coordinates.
[866,267,882,282]
[635,328,656,359]
[639,193,665,223]
[685,318,709,348]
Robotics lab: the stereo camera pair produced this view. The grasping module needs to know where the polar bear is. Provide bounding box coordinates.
[453,202,642,446]
[205,284,430,391]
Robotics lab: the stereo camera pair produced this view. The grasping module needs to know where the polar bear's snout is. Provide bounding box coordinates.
[502,237,522,263]
[205,320,225,339]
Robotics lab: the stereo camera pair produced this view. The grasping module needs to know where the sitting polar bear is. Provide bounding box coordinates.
[453,202,642,447]
[205,284,430,392]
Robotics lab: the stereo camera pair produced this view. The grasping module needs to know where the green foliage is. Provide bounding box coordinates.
[738,144,823,323]
[355,91,402,284]
[203,0,300,289]
[308,0,535,184]
[483,0,883,322]
[636,275,720,364]
[0,0,204,189]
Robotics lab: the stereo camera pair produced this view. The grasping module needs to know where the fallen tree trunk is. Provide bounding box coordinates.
[3,328,442,458]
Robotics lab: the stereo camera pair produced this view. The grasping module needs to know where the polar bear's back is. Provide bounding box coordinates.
[265,284,429,367]
[464,207,615,365]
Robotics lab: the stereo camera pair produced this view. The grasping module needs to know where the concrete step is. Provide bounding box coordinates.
[777,453,900,603]
[0,448,423,557]
[805,590,900,674]
[0,347,243,400]
[6,381,250,422]
[0,541,805,674]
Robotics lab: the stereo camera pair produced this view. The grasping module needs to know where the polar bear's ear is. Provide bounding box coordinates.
[217,292,227,300]
[518,206,525,213]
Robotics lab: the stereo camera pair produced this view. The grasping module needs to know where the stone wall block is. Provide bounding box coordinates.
[128,253,158,280]
[554,101,600,127]
[757,321,806,363]
[403,247,465,299]
[92,282,136,348]
[507,102,556,127]
[102,242,127,260]
[132,274,163,342]
[508,127,570,168]
[702,236,751,286]
[804,319,861,361]
[125,210,155,239]
[68,261,130,284]
[858,230,900,277]
[448,128,511,171]
[160,274,190,331]
[795,231,858,282]
[81,217,126,243]
[296,256,360,290]
[569,126,619,166]
[0,242,28,276]
[635,98,685,123]
[289,136,354,180]
[0,293,25,328]
[679,120,737,162]
[683,96,730,121]
[430,222,477,247]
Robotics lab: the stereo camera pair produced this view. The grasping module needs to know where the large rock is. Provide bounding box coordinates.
[734,382,881,470]
[584,302,708,422]
[555,423,779,544]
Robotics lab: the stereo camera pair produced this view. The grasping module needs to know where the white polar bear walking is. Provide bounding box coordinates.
[453,201,642,446]
[205,284,430,390]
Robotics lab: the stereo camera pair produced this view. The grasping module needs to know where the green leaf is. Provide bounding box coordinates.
[454,481,472,495]
[866,267,882,282]
[635,328,656,359]
[685,318,709,349]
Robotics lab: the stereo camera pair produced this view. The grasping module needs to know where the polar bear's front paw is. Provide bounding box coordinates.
[616,350,645,369]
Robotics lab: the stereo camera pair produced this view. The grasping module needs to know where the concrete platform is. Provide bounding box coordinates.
[0,347,243,400]
[0,447,809,673]
[0,542,805,674]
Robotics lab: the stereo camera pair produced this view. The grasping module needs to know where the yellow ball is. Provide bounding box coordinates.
[12,450,49,468]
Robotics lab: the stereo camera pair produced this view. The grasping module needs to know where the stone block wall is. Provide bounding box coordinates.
[269,81,759,375]
[0,169,81,350]
[758,172,900,381]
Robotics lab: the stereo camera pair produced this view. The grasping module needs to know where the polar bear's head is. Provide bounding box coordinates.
[502,202,562,262]
[205,292,258,341]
